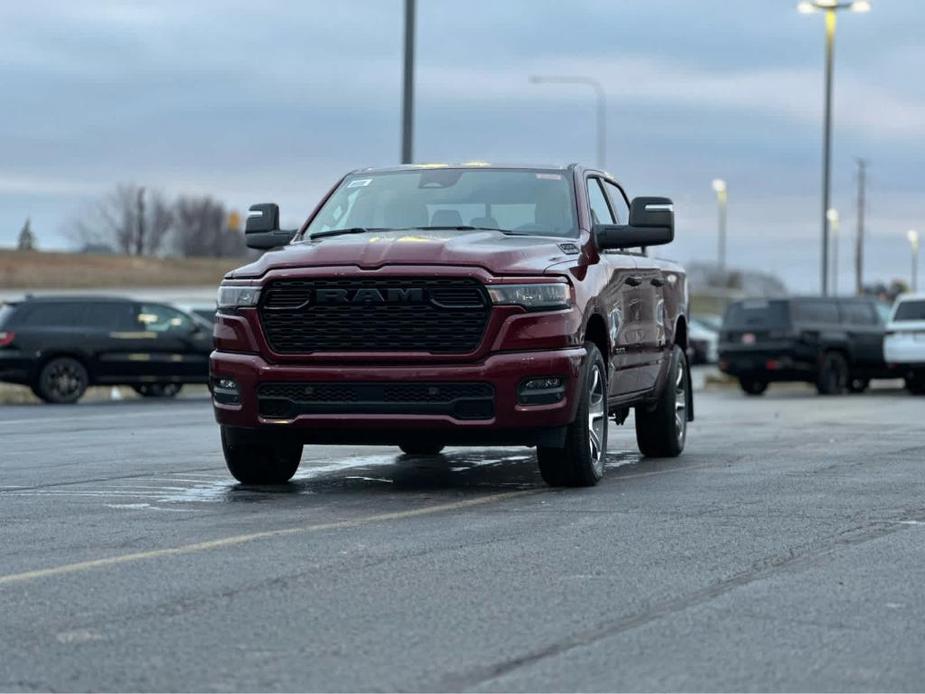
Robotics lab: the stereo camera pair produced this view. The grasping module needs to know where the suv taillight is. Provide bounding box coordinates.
[0,331,14,347]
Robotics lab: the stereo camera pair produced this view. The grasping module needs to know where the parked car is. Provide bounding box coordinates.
[174,302,218,326]
[212,163,692,487]
[688,317,719,364]
[0,296,212,403]
[884,293,925,394]
[718,296,894,395]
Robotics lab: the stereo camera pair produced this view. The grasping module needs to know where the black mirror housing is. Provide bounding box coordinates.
[245,203,297,250]
[594,196,674,250]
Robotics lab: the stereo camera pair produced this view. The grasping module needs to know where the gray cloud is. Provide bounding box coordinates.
[1,0,922,290]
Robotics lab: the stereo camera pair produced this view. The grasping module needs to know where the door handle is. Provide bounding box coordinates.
[625,276,643,287]
[650,277,665,287]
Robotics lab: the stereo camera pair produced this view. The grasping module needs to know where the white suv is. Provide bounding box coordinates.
[884,293,925,394]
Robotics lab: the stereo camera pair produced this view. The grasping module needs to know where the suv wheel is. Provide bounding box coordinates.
[399,443,445,456]
[739,377,768,396]
[34,357,88,404]
[536,342,607,487]
[816,351,848,395]
[220,426,303,484]
[906,373,925,395]
[132,383,183,398]
[636,344,689,458]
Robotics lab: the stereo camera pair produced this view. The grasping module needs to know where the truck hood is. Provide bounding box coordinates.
[227,229,584,278]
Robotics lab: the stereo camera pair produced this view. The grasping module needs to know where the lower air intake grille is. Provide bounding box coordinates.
[257,382,495,420]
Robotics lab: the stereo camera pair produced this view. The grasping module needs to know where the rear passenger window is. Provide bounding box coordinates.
[840,302,877,326]
[794,300,839,324]
[85,303,137,330]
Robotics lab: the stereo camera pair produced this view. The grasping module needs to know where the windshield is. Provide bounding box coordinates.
[894,299,925,321]
[304,168,578,238]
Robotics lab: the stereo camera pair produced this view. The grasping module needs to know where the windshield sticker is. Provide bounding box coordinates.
[536,173,563,180]
[347,179,372,188]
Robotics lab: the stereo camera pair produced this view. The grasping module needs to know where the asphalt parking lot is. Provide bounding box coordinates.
[1,382,923,692]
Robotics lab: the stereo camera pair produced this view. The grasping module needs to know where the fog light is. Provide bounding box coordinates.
[212,377,240,405]
[518,377,565,405]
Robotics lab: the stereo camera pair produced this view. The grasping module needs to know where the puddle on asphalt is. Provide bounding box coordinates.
[2,447,644,510]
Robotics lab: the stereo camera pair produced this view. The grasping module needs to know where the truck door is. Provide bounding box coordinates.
[601,178,665,393]
[839,300,885,371]
[586,176,644,398]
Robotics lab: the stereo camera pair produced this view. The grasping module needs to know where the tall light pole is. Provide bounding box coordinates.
[529,75,607,169]
[712,179,728,272]
[400,0,415,164]
[827,208,840,295]
[854,158,867,295]
[798,0,871,296]
[908,230,920,293]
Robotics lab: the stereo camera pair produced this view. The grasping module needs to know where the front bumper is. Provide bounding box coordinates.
[211,347,585,446]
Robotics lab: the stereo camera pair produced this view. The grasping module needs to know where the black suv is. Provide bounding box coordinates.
[0,296,212,403]
[718,296,893,395]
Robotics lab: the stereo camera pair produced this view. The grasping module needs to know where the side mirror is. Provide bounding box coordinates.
[245,203,297,250]
[594,196,674,250]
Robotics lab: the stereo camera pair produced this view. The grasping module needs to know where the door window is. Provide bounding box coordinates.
[603,181,630,224]
[794,300,839,324]
[136,304,194,333]
[587,179,614,225]
[840,302,878,326]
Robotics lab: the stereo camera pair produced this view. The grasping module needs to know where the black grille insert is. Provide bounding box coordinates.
[259,278,489,353]
[257,381,495,420]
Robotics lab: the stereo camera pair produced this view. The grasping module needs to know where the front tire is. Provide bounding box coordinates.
[221,426,303,484]
[847,377,869,394]
[636,344,690,458]
[34,357,88,404]
[816,351,848,395]
[906,373,925,395]
[536,342,607,487]
[739,377,768,396]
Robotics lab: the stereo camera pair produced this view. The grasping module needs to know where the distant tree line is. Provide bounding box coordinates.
[69,184,247,258]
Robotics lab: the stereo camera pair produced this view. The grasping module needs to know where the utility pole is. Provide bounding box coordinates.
[820,9,836,296]
[400,0,415,164]
[135,186,146,257]
[854,158,866,295]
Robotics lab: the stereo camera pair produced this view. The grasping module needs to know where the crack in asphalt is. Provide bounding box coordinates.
[432,510,925,691]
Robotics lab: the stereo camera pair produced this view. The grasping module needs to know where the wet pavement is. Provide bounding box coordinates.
[0,385,923,691]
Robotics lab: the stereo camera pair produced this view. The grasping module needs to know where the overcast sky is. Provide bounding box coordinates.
[1,0,923,291]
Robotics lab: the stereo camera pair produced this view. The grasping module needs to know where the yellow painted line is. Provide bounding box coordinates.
[0,490,536,587]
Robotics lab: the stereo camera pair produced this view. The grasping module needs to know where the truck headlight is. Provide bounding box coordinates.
[487,283,571,311]
[217,285,261,309]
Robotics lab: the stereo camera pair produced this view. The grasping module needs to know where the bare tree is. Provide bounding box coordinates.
[17,217,36,251]
[172,195,244,257]
[69,184,172,256]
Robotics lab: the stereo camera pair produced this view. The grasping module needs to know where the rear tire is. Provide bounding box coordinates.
[636,344,690,458]
[132,383,183,398]
[221,426,302,484]
[34,357,88,404]
[399,442,445,456]
[739,377,768,396]
[906,373,925,395]
[536,342,607,487]
[847,378,869,394]
[816,351,848,395]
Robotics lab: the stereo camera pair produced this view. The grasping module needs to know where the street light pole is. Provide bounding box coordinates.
[529,75,607,169]
[798,0,871,296]
[400,0,415,164]
[828,208,840,295]
[908,230,920,293]
[712,179,728,272]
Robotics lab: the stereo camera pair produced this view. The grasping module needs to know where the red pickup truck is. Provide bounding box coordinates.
[211,164,692,487]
